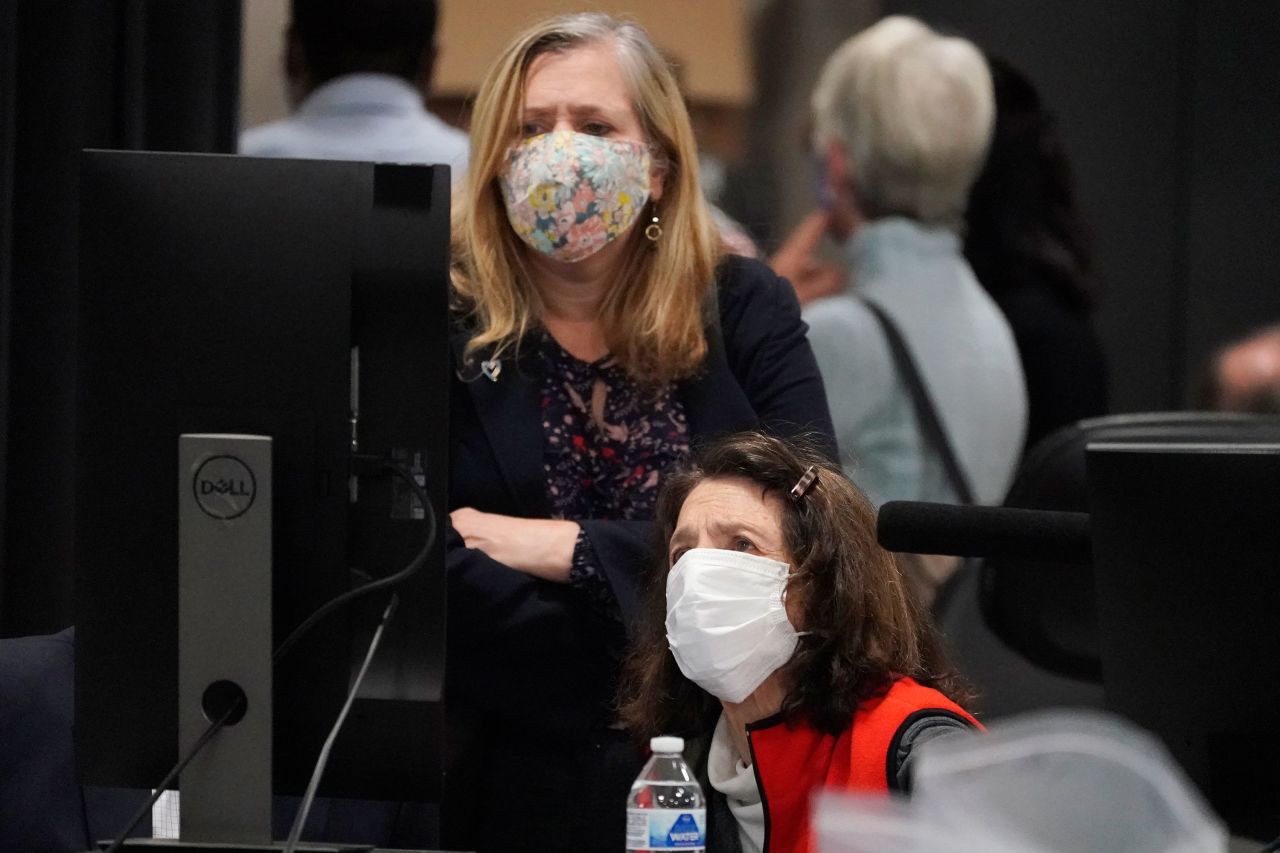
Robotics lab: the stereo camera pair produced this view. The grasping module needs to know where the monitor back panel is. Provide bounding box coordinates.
[75,150,448,801]
[1088,442,1280,833]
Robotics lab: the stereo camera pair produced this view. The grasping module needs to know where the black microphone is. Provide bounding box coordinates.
[876,501,1092,565]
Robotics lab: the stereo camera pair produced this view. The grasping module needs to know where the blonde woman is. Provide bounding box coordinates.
[444,12,833,852]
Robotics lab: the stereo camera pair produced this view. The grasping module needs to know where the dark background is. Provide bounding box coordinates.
[3,0,1280,636]
[888,0,1280,414]
[1,0,241,636]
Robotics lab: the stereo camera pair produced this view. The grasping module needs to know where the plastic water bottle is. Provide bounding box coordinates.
[626,735,706,851]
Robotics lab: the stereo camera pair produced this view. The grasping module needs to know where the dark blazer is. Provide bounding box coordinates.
[443,255,834,853]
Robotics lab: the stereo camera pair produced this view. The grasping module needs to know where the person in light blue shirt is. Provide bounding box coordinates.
[240,0,468,178]
[796,17,1027,590]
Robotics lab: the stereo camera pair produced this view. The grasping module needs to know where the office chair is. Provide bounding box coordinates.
[934,411,1280,719]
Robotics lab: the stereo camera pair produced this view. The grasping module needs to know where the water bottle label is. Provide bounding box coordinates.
[626,807,706,850]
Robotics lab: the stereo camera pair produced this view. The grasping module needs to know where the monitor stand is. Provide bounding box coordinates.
[178,433,275,844]
[112,435,370,853]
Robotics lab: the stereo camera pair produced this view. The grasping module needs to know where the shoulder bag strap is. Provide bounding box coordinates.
[861,299,976,505]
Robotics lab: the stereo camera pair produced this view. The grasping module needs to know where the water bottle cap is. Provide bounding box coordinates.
[650,736,685,754]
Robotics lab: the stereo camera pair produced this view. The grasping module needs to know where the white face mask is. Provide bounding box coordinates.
[665,548,802,704]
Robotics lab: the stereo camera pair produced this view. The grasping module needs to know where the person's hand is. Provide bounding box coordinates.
[450,507,580,583]
[768,210,846,306]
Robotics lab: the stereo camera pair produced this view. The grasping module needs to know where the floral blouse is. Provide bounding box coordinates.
[537,335,690,614]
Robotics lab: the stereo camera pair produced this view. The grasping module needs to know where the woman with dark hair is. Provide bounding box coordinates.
[964,57,1108,450]
[619,432,976,853]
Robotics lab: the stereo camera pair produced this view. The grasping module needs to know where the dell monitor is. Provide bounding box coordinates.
[75,150,449,845]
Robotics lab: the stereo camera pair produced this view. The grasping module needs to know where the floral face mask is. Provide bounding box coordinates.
[498,130,652,263]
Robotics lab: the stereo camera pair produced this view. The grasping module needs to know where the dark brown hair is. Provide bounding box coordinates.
[292,0,438,86]
[964,56,1098,311]
[617,431,969,738]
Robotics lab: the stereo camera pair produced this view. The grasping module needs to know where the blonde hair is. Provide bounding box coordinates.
[451,12,723,383]
[812,16,994,228]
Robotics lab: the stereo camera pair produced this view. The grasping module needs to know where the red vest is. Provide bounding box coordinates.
[745,677,979,853]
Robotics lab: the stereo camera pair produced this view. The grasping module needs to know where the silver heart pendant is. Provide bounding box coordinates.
[480,358,502,382]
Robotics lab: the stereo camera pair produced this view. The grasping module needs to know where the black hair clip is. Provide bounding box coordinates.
[790,465,819,501]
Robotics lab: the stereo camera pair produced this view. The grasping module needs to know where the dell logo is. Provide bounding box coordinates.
[193,455,257,520]
[199,478,252,497]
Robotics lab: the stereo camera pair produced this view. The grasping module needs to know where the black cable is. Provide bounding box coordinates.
[282,594,400,853]
[103,701,241,853]
[101,457,435,851]
[273,459,435,664]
